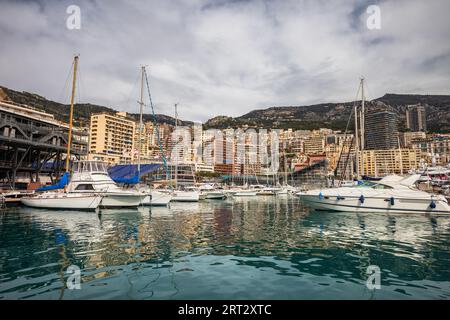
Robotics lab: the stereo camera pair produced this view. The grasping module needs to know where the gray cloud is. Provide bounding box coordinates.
[0,0,449,122]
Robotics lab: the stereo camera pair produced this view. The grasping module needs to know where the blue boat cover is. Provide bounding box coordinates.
[36,172,70,192]
[108,164,162,184]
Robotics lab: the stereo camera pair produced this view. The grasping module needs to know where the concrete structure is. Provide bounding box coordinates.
[88,112,135,164]
[0,100,88,187]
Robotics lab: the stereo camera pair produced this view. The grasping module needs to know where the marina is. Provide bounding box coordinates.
[1,196,450,299]
[1,1,450,305]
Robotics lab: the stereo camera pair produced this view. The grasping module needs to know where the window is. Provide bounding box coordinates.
[75,184,95,191]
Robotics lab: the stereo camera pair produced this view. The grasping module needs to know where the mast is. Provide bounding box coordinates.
[65,55,79,173]
[354,102,360,179]
[398,136,404,175]
[360,77,365,177]
[283,140,288,186]
[137,66,145,175]
[174,103,178,190]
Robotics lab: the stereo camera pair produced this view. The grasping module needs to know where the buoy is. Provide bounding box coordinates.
[319,192,324,200]
[390,197,395,205]
[430,200,436,209]
[359,195,365,203]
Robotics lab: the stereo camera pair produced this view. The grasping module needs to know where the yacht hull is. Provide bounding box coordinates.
[298,194,450,214]
[142,191,172,206]
[172,191,200,202]
[21,193,102,211]
[233,191,258,197]
[99,193,145,208]
[205,191,226,199]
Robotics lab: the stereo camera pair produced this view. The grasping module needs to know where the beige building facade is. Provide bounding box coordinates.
[88,112,135,164]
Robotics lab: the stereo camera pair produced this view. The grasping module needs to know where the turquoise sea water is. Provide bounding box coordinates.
[1,196,450,300]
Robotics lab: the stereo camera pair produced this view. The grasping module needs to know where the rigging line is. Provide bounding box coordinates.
[334,84,361,180]
[123,71,142,113]
[57,60,74,104]
[143,68,170,182]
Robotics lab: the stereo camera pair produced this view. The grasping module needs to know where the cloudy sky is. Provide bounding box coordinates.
[1,0,449,122]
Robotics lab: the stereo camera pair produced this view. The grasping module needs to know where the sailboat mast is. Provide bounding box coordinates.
[360,77,365,151]
[360,77,365,177]
[65,55,79,173]
[284,141,288,186]
[138,66,145,173]
[174,103,178,190]
[354,102,360,179]
[398,136,404,175]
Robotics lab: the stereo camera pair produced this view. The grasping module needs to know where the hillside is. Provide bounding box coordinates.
[0,86,191,127]
[2,85,449,133]
[204,94,450,133]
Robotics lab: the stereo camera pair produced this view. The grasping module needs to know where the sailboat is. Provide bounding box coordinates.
[21,56,103,211]
[171,104,200,202]
[135,66,172,206]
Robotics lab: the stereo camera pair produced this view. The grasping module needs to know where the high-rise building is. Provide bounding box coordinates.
[406,104,427,132]
[365,111,398,150]
[88,112,135,164]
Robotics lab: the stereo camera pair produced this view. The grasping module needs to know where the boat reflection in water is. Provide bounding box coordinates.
[1,197,450,299]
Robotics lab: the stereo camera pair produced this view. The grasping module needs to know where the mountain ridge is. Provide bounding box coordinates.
[1,85,449,133]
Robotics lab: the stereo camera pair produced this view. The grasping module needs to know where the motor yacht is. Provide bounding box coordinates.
[297,174,450,214]
[68,161,145,208]
[139,187,173,206]
[172,186,200,202]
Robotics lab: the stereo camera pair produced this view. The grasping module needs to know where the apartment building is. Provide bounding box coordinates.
[88,112,135,164]
[358,149,421,177]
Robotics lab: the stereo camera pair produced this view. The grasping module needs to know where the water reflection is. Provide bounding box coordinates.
[1,197,450,299]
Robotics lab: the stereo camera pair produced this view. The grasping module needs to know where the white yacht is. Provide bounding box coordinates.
[172,188,200,202]
[233,189,258,197]
[198,184,226,200]
[21,192,102,211]
[257,186,280,196]
[140,187,172,206]
[297,175,450,214]
[68,161,145,208]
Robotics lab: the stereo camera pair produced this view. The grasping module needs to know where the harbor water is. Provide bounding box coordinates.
[1,196,450,300]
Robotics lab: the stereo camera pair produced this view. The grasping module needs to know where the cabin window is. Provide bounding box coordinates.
[75,184,95,190]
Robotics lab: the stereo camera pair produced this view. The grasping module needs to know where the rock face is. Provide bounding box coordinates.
[205,94,450,133]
